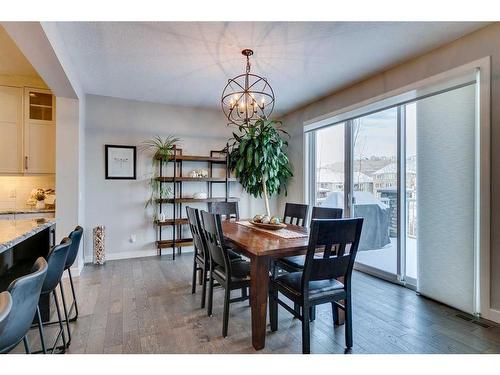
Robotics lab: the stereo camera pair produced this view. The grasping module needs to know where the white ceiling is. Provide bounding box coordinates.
[0,25,40,77]
[54,22,488,115]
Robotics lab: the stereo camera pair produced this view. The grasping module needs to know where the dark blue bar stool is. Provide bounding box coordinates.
[0,258,48,354]
[34,238,71,354]
[64,226,83,323]
[0,291,13,337]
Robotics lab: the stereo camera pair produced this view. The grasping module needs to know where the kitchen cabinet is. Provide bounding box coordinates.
[0,86,23,173]
[0,85,55,175]
[24,88,55,174]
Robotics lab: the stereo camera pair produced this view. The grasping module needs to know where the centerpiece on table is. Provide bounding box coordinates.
[227,119,293,230]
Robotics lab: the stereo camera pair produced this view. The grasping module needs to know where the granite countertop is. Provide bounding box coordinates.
[0,208,55,215]
[0,218,55,252]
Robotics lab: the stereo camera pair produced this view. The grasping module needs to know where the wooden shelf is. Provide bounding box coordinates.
[157,197,240,204]
[155,154,227,163]
[155,219,188,226]
[157,238,193,249]
[156,176,237,183]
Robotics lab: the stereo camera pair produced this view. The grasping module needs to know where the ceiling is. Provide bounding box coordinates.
[54,22,488,115]
[0,25,40,77]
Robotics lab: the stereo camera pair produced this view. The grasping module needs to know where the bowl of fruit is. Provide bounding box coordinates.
[250,214,286,230]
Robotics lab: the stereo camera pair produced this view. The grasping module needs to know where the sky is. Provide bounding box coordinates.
[316,103,417,167]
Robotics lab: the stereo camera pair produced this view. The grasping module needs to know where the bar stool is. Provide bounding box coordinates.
[34,238,71,354]
[0,291,13,336]
[0,258,48,354]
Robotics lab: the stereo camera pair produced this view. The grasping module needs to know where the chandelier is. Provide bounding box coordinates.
[221,49,275,127]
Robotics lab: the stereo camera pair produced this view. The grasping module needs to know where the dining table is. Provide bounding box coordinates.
[221,220,345,351]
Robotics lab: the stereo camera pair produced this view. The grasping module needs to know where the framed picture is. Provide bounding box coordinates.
[105,145,137,180]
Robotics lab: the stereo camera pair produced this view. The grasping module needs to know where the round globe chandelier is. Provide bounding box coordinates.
[221,49,275,128]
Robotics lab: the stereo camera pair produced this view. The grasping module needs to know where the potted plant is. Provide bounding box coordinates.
[140,135,180,220]
[227,119,293,217]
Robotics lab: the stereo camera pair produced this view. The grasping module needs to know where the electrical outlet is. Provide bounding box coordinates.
[129,234,136,243]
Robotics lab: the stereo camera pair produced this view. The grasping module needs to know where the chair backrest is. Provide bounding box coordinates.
[283,203,309,226]
[0,257,48,353]
[65,226,83,269]
[186,206,208,260]
[42,237,71,294]
[302,218,364,292]
[200,210,231,274]
[0,291,12,336]
[311,206,343,220]
[209,201,239,221]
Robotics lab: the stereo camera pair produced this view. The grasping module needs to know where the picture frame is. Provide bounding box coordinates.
[105,145,137,180]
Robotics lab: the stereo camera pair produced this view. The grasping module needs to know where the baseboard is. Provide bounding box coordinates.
[84,247,194,263]
[485,308,500,324]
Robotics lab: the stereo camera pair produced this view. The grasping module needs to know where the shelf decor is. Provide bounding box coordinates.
[221,49,275,129]
[151,145,239,258]
[228,119,292,217]
[105,145,137,180]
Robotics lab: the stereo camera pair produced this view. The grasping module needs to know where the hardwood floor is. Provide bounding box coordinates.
[11,253,500,354]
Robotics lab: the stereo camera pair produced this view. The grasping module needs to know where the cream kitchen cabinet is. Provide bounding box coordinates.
[23,88,55,174]
[0,86,23,173]
[0,85,55,175]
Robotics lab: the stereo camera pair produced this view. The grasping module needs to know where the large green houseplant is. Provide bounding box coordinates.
[228,119,293,217]
[140,135,180,217]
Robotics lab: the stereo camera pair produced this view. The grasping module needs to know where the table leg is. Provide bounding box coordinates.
[250,255,269,350]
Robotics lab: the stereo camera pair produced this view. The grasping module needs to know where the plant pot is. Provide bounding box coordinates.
[36,200,45,209]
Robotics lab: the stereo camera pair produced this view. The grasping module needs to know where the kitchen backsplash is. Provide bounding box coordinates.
[0,176,55,210]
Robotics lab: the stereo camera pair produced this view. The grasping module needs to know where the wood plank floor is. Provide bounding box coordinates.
[11,253,500,354]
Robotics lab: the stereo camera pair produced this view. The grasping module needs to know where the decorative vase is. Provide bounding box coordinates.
[35,200,45,209]
[93,226,106,265]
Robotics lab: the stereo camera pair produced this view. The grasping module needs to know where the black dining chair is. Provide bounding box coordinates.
[277,207,344,273]
[0,291,13,337]
[35,238,72,354]
[200,210,251,337]
[209,201,240,221]
[0,257,48,354]
[187,207,242,309]
[269,218,363,354]
[283,203,309,227]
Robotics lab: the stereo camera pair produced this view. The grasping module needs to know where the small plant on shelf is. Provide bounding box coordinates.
[227,119,292,217]
[140,135,180,219]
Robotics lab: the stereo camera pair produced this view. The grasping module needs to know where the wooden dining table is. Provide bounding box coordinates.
[221,220,344,351]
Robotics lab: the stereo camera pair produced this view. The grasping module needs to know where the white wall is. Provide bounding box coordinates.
[84,94,277,262]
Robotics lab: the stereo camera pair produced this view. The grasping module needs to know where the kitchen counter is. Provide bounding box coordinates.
[0,218,56,253]
[0,208,55,215]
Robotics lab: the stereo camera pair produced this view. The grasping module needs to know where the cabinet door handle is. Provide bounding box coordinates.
[24,156,28,170]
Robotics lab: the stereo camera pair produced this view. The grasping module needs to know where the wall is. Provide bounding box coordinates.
[0,175,55,210]
[84,94,277,262]
[279,23,500,311]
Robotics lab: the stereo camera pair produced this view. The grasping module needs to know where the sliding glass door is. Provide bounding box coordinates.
[310,80,479,302]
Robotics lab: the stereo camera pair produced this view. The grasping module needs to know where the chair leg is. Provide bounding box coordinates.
[294,302,300,317]
[207,270,214,317]
[198,268,203,285]
[200,264,208,309]
[59,282,72,348]
[23,336,31,354]
[53,290,67,353]
[191,257,197,294]
[269,286,278,332]
[309,306,316,322]
[67,268,79,322]
[345,294,353,349]
[331,302,338,327]
[36,306,47,354]
[241,286,247,299]
[222,287,230,337]
[302,304,311,354]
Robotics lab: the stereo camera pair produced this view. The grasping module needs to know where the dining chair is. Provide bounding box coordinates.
[269,217,363,354]
[0,257,48,354]
[283,203,309,226]
[200,210,251,337]
[209,201,240,221]
[187,207,242,309]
